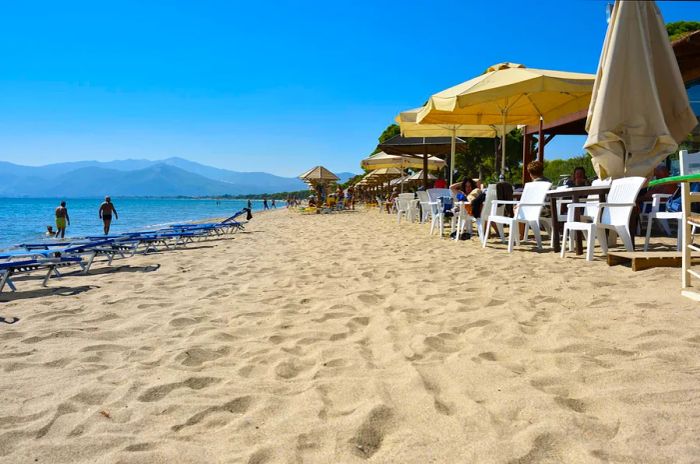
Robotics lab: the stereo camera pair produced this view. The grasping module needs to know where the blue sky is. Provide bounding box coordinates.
[0,0,696,176]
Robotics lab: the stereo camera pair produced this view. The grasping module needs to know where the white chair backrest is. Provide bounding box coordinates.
[427,188,452,202]
[680,150,700,176]
[481,185,498,221]
[582,177,612,217]
[600,176,645,225]
[516,181,552,221]
[416,190,430,204]
[398,193,415,200]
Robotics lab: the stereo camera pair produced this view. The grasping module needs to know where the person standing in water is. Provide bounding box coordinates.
[99,196,118,235]
[55,201,70,238]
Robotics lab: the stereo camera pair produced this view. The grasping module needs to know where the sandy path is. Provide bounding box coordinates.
[0,207,698,463]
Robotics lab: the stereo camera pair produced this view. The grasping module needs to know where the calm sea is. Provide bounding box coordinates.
[0,197,281,249]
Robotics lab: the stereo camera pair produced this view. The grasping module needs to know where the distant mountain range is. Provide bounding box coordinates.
[0,157,356,197]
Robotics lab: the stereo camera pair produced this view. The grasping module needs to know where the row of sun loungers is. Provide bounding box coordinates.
[0,209,249,294]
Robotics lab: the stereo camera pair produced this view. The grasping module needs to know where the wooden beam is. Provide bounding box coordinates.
[524,109,588,135]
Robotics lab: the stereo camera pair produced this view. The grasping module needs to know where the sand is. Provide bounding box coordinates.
[0,207,699,463]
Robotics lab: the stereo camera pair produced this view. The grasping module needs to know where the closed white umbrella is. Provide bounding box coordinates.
[584,0,697,178]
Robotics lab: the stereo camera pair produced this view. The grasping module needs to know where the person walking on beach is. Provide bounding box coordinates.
[247,199,252,209]
[54,201,70,238]
[271,199,276,208]
[263,197,269,210]
[99,196,118,235]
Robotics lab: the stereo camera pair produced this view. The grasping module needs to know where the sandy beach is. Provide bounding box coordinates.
[1,207,699,463]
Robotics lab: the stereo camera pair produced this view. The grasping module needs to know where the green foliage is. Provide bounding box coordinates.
[371,124,401,155]
[454,129,523,184]
[666,21,700,41]
[543,154,596,185]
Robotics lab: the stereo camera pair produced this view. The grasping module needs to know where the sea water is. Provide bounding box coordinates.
[0,197,282,249]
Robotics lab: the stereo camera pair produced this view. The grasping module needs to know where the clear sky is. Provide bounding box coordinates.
[0,0,696,176]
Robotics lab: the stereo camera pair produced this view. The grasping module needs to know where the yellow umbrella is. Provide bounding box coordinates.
[397,106,515,184]
[584,1,697,178]
[361,151,445,171]
[418,62,596,176]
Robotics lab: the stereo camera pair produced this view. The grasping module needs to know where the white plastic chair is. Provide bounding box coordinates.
[416,190,431,223]
[478,186,503,245]
[454,202,476,240]
[427,188,452,237]
[483,181,552,252]
[643,193,682,251]
[561,176,645,261]
[397,193,418,223]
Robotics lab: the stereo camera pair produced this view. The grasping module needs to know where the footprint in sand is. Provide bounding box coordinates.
[171,396,253,432]
[175,347,229,367]
[349,405,394,459]
[138,377,220,402]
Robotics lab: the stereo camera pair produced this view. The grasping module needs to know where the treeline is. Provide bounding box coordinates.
[193,190,313,201]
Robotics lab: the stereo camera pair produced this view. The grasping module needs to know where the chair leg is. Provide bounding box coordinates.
[531,222,542,250]
[598,227,609,255]
[618,226,634,252]
[644,216,654,251]
[507,224,516,253]
[660,219,672,236]
[483,220,492,248]
[677,219,683,252]
[585,227,596,261]
[560,226,568,258]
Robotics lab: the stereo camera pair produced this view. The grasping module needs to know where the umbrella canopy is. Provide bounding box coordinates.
[418,62,596,175]
[298,165,339,182]
[406,170,437,182]
[584,1,698,178]
[361,151,445,171]
[397,107,502,138]
[378,134,465,156]
[396,107,514,185]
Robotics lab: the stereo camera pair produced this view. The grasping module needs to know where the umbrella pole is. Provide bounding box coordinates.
[450,129,456,185]
[501,113,507,177]
[423,150,428,189]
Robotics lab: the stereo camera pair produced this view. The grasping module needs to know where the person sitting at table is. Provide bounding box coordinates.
[565,166,589,187]
[450,177,482,204]
[386,187,399,213]
[636,164,677,211]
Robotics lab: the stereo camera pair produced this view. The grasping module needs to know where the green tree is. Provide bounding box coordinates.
[543,154,596,185]
[454,129,523,184]
[372,123,401,154]
[666,21,700,41]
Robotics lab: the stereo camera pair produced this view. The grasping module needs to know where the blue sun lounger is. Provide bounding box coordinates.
[0,256,85,293]
[169,208,249,235]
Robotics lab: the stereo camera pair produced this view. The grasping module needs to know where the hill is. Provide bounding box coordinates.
[0,159,357,197]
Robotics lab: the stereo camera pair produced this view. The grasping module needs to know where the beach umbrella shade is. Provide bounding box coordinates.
[361,151,445,171]
[299,166,339,201]
[418,62,596,176]
[405,170,437,182]
[584,1,698,178]
[396,106,515,185]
